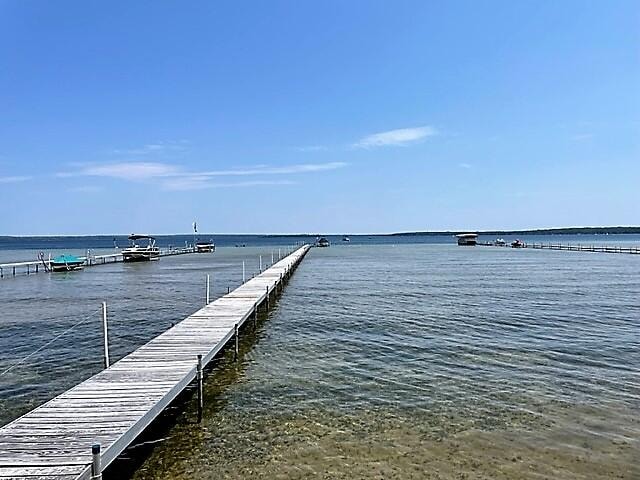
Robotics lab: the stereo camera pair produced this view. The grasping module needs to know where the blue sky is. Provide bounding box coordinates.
[1,1,638,235]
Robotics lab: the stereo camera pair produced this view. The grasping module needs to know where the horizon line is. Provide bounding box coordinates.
[2,225,640,238]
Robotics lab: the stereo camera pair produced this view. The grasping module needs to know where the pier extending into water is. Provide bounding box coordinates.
[0,244,310,480]
[0,246,195,279]
[479,242,640,254]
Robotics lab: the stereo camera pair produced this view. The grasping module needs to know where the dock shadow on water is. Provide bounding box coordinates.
[111,245,638,479]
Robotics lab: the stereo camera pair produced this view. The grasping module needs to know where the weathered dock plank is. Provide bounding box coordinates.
[0,245,310,480]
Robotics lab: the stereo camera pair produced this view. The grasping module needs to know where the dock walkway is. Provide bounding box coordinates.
[480,242,640,254]
[0,245,310,480]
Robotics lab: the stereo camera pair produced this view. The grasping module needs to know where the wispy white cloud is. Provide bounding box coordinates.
[0,175,32,184]
[191,161,347,177]
[163,178,296,191]
[571,133,593,141]
[55,161,347,190]
[110,140,189,156]
[458,163,472,169]
[57,162,178,180]
[352,126,437,149]
[293,145,328,152]
[67,185,104,193]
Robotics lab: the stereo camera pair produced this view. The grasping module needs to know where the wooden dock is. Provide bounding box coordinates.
[479,242,640,254]
[0,246,196,279]
[0,244,310,480]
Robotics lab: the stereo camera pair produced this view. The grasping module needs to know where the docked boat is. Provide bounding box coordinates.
[195,240,215,253]
[342,236,350,242]
[456,233,478,246]
[50,254,84,272]
[511,239,525,248]
[495,238,506,246]
[316,237,330,247]
[122,234,160,262]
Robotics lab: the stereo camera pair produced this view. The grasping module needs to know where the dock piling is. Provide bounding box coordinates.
[259,255,262,272]
[91,444,102,480]
[206,274,210,305]
[101,302,110,369]
[196,354,203,423]
[242,261,245,284]
[234,324,239,361]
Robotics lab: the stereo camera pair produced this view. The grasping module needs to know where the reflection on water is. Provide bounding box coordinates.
[1,244,639,478]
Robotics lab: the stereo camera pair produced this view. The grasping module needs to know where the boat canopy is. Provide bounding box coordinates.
[455,233,478,238]
[128,234,155,241]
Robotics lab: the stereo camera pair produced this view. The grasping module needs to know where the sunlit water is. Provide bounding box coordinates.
[1,240,639,479]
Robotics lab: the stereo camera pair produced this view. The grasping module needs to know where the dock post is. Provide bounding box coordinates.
[234,324,239,361]
[242,261,245,284]
[197,354,203,423]
[266,286,270,309]
[253,305,257,328]
[206,274,210,305]
[102,302,110,369]
[91,444,102,479]
[278,248,281,260]
[227,286,230,294]
[271,251,274,265]
[259,255,262,272]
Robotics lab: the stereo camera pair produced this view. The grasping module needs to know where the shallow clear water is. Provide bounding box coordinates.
[1,241,639,478]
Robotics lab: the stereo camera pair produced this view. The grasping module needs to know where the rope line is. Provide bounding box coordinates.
[0,308,102,377]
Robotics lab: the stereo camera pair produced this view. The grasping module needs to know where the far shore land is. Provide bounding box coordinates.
[2,226,640,240]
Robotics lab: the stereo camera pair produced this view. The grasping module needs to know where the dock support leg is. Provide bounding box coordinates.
[102,302,110,369]
[259,255,262,272]
[253,306,257,328]
[206,274,210,305]
[91,444,102,480]
[197,354,203,423]
[234,324,239,361]
[227,286,230,294]
[266,286,270,309]
[242,261,245,284]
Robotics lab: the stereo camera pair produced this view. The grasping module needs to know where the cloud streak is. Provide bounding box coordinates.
[163,178,296,191]
[55,161,347,190]
[111,140,189,156]
[0,175,32,184]
[353,126,437,149]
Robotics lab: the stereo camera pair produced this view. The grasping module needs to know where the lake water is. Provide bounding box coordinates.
[0,236,639,479]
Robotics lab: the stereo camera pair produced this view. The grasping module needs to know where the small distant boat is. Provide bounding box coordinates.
[511,239,525,248]
[195,240,215,253]
[316,237,330,247]
[50,254,84,272]
[456,233,478,246]
[122,234,160,262]
[342,236,350,242]
[495,238,506,246]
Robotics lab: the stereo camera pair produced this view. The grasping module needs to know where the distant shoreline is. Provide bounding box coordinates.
[2,227,640,239]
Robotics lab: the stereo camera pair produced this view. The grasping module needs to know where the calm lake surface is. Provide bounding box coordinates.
[1,236,639,479]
